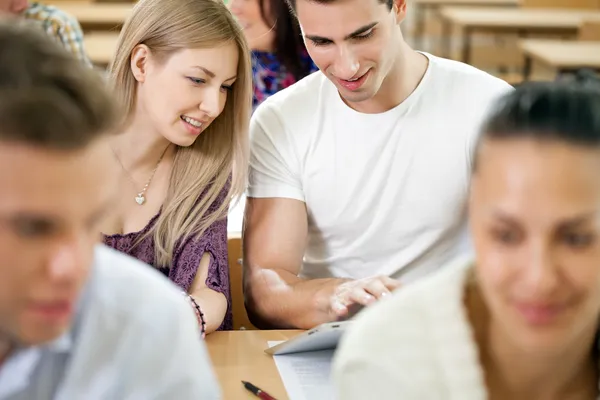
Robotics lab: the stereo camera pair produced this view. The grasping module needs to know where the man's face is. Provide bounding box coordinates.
[296,0,406,105]
[0,0,29,15]
[0,138,116,347]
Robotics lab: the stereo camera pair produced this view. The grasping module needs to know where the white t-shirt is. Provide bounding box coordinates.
[248,53,512,282]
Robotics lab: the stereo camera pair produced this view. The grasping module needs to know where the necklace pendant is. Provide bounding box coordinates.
[135,194,146,205]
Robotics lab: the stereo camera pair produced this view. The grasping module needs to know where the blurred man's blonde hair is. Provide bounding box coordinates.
[0,20,119,149]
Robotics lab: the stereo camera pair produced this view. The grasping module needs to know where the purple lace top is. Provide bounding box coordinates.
[103,184,232,331]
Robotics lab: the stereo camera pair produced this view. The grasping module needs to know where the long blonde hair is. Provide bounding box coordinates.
[109,0,251,267]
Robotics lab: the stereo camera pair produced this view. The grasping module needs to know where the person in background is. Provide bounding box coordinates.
[243,0,512,330]
[0,0,91,66]
[228,0,317,108]
[333,82,600,399]
[0,19,219,399]
[102,0,252,335]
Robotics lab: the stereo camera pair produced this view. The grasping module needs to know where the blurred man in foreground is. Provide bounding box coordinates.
[0,20,219,399]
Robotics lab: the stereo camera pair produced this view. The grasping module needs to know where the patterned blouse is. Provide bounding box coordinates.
[23,2,92,67]
[252,49,318,108]
[103,184,232,331]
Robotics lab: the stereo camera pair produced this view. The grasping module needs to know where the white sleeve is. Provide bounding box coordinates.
[332,327,421,400]
[333,356,415,400]
[122,297,221,400]
[247,103,305,201]
[331,296,435,400]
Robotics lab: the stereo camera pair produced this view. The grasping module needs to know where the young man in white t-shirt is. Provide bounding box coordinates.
[243,0,512,329]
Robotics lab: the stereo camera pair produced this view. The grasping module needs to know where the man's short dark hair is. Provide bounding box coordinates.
[0,20,119,150]
[285,0,394,13]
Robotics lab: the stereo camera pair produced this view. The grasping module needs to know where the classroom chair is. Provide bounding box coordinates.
[227,235,257,330]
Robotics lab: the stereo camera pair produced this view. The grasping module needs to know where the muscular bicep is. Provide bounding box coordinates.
[243,197,308,280]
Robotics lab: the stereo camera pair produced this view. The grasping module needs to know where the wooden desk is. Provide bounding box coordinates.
[412,0,519,50]
[520,39,600,79]
[59,2,133,31]
[438,7,600,63]
[84,32,119,67]
[206,330,304,400]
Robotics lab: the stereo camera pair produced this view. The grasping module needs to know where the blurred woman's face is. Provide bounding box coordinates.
[469,138,600,354]
[228,0,275,51]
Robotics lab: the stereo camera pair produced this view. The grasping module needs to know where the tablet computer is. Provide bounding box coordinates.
[265,321,352,356]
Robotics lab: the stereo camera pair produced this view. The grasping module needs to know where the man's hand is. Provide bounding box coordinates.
[330,276,401,319]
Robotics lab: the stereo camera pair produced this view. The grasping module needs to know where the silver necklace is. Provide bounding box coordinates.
[111,145,169,205]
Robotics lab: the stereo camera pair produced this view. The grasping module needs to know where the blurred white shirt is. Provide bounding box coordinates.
[0,245,221,400]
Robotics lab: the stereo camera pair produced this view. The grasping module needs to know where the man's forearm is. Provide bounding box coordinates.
[245,268,351,330]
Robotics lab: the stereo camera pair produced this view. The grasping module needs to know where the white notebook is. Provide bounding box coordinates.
[268,341,335,400]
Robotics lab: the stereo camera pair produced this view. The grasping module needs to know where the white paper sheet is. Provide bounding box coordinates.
[268,341,335,400]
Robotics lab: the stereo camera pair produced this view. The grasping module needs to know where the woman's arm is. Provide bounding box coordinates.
[188,253,228,334]
[171,178,233,333]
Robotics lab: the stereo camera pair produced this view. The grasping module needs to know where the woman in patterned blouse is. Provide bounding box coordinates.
[102,0,252,335]
[229,0,318,108]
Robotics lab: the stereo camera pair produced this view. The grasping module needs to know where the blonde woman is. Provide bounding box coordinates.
[102,0,251,336]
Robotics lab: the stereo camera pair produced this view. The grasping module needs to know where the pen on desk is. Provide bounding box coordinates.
[242,380,278,400]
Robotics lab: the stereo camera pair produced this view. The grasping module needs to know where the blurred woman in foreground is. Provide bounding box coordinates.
[334,81,600,399]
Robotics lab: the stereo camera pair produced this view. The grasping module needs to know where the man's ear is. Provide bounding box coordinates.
[391,0,407,25]
[130,44,151,83]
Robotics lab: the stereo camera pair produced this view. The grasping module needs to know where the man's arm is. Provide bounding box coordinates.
[243,197,400,329]
[243,197,350,329]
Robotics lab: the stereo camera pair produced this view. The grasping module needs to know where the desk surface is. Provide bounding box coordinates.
[520,39,600,69]
[415,0,518,6]
[206,330,304,400]
[439,6,600,29]
[58,2,133,26]
[84,32,119,66]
